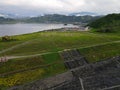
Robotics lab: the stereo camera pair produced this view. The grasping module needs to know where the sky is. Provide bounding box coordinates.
[0,0,120,16]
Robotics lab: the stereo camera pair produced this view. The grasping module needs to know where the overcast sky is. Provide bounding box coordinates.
[0,0,120,16]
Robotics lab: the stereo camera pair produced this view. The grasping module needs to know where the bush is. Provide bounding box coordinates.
[1,36,11,41]
[1,36,17,42]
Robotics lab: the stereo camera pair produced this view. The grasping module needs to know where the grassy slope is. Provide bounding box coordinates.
[1,41,120,89]
[0,52,66,88]
[79,41,120,62]
[0,31,120,89]
[0,31,120,56]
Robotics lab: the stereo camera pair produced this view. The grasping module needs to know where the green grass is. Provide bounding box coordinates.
[0,52,64,74]
[0,62,66,88]
[0,52,66,89]
[79,41,120,63]
[0,31,120,56]
[42,52,62,63]
[0,56,43,74]
[0,31,120,89]
[1,40,120,89]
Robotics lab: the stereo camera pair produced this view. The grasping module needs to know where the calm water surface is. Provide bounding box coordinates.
[0,23,78,36]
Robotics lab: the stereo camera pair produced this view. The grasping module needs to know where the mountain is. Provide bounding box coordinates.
[0,14,6,17]
[89,13,120,32]
[0,13,18,18]
[69,12,99,16]
[26,14,101,23]
[0,13,11,18]
[0,14,101,24]
[0,13,29,18]
[0,17,16,24]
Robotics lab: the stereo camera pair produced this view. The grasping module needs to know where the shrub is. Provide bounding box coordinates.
[2,36,11,41]
[1,36,17,42]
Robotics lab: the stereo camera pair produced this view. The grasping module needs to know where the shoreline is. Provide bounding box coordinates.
[0,23,79,37]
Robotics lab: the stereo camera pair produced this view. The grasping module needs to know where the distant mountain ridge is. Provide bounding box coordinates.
[0,17,15,24]
[26,14,101,23]
[0,13,28,18]
[0,13,11,18]
[0,14,102,24]
[69,12,99,16]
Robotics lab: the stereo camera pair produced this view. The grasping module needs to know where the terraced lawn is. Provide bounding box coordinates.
[0,31,120,56]
[0,52,66,89]
[0,31,120,89]
[79,41,120,62]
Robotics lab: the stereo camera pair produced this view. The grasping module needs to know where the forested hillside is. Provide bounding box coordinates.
[25,14,101,23]
[89,14,120,32]
[0,14,101,24]
[0,17,15,24]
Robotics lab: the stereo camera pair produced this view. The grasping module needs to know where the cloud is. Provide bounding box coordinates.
[0,0,120,16]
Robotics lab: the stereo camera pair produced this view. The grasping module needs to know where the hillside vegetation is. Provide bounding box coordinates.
[79,41,120,62]
[0,17,16,24]
[89,14,120,32]
[0,31,120,89]
[0,31,120,56]
[0,52,66,89]
[26,14,100,23]
[0,41,120,89]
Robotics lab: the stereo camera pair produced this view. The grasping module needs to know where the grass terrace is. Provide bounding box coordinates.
[0,31,120,56]
[0,30,120,89]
